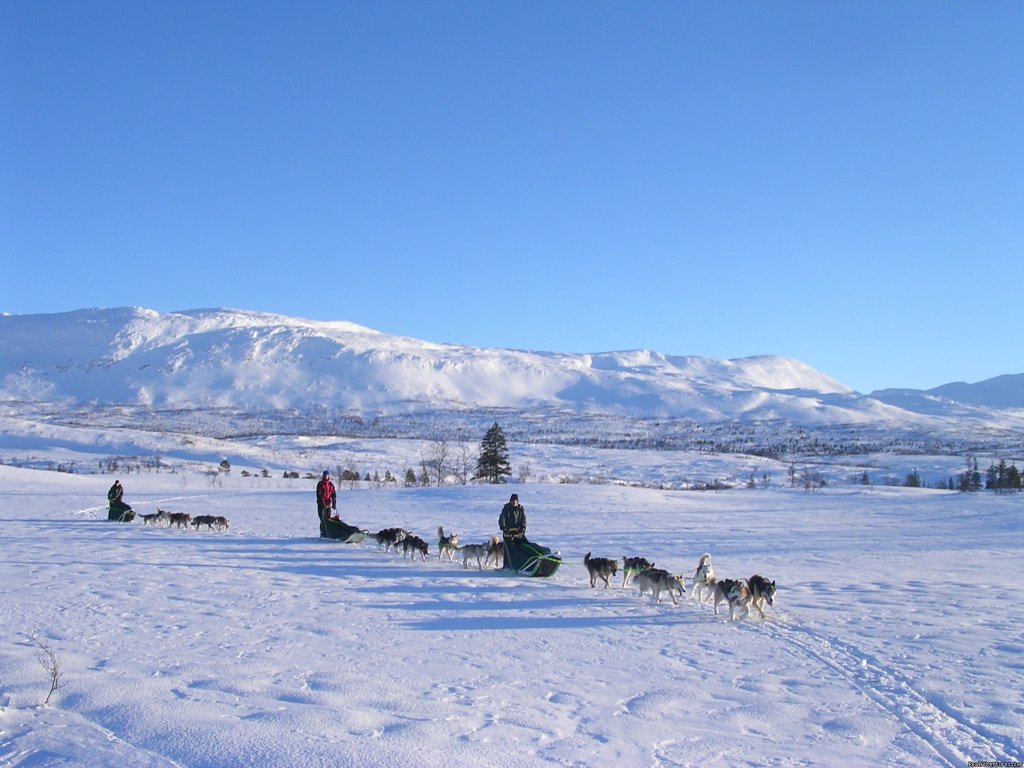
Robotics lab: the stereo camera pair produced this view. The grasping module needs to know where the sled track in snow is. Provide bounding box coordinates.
[748,618,1018,767]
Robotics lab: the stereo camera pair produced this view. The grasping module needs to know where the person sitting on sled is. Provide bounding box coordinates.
[316,470,337,537]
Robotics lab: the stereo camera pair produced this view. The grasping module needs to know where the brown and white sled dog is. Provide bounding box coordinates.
[635,568,686,605]
[747,574,776,618]
[583,552,619,589]
[621,556,654,587]
[711,578,751,621]
[402,534,429,561]
[437,527,459,562]
[690,553,715,602]
[168,512,192,529]
[458,540,491,570]
[483,536,504,569]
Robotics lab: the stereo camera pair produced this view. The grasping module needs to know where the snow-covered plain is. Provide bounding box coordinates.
[1,461,1021,767]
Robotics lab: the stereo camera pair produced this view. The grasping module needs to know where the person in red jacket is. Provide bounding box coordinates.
[316,470,337,537]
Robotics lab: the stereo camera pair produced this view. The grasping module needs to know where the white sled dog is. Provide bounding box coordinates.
[621,556,655,588]
[711,578,751,621]
[437,527,460,562]
[747,574,776,618]
[690,553,716,602]
[583,552,619,589]
[635,568,685,605]
[459,540,491,570]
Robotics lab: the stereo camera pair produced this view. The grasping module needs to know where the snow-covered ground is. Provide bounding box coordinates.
[1,464,1020,767]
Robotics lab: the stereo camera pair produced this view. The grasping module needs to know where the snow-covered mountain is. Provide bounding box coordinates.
[871,374,1024,412]
[0,307,1018,427]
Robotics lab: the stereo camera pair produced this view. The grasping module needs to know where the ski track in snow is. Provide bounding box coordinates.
[747,617,1018,767]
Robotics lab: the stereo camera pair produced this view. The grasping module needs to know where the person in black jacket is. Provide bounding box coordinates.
[496,492,560,576]
[498,493,526,568]
[107,480,134,521]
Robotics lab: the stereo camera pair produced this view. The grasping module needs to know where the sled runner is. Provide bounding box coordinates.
[321,517,367,544]
[503,538,561,577]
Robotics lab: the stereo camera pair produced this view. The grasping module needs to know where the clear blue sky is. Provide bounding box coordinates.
[2,2,1021,394]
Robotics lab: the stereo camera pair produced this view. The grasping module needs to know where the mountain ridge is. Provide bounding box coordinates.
[0,307,1019,425]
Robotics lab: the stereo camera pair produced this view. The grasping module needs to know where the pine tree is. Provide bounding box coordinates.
[474,422,512,484]
[1007,463,1021,490]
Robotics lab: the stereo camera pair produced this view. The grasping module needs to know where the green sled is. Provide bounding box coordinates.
[321,518,366,544]
[503,538,561,577]
[108,503,135,523]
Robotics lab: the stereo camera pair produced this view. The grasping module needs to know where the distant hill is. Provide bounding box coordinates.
[0,307,1019,427]
[929,375,1024,408]
[870,374,1024,413]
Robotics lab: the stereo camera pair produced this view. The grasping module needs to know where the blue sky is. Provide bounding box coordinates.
[2,2,1021,394]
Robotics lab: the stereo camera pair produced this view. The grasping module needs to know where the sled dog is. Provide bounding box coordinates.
[370,528,407,551]
[711,578,750,621]
[189,515,229,531]
[583,552,619,589]
[691,553,716,602]
[402,534,429,561]
[483,536,504,569]
[168,512,192,529]
[142,509,171,526]
[747,574,776,618]
[437,527,460,562]
[635,568,685,605]
[621,556,655,587]
[458,541,491,570]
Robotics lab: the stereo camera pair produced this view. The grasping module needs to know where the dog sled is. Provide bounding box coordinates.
[321,517,367,544]
[107,502,135,523]
[502,538,561,577]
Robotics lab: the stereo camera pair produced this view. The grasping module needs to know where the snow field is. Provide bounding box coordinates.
[0,467,1021,767]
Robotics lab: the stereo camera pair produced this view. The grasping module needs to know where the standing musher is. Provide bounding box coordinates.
[497,492,561,576]
[498,493,526,570]
[316,470,336,537]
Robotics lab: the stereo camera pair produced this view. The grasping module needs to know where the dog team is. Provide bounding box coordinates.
[114,479,770,619]
[370,522,776,621]
[138,509,230,531]
[367,525,505,569]
[585,550,777,621]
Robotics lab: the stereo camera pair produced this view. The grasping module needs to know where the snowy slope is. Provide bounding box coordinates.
[0,307,976,424]
[0,464,1020,767]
